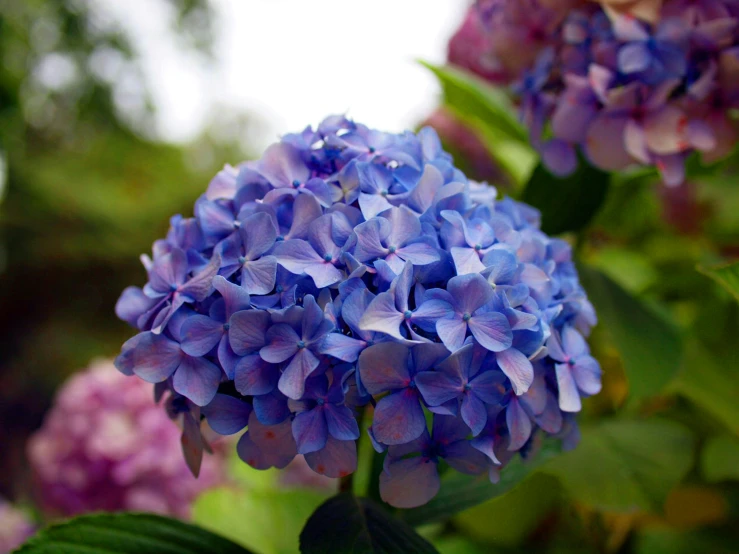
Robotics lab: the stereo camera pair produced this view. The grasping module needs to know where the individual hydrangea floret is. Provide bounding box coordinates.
[114,116,600,508]
[27,360,225,519]
[450,0,739,185]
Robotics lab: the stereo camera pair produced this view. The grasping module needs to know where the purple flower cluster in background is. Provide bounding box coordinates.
[114,116,600,508]
[0,499,34,554]
[27,361,225,519]
[449,0,739,185]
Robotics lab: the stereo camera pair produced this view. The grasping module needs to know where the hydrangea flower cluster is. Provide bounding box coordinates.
[27,360,225,519]
[451,0,739,185]
[114,116,601,508]
[0,499,34,554]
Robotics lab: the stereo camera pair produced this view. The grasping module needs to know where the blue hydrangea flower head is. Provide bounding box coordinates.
[115,115,600,508]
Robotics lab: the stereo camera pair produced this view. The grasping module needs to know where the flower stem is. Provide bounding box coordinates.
[339,473,354,494]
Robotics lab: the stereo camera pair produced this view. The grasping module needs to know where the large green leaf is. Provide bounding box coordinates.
[421,62,536,185]
[299,493,438,554]
[15,513,251,554]
[698,261,739,302]
[421,62,526,142]
[193,486,328,554]
[701,434,739,482]
[399,440,561,527]
[544,419,695,512]
[670,342,739,437]
[522,161,611,236]
[578,265,683,401]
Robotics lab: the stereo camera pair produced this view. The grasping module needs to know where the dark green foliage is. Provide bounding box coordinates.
[15,513,253,554]
[522,162,611,235]
[300,493,438,554]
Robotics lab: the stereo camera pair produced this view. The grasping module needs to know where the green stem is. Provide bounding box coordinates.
[339,404,368,494]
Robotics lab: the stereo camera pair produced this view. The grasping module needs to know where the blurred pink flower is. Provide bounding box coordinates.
[474,0,576,78]
[448,6,511,84]
[0,499,34,553]
[27,360,226,520]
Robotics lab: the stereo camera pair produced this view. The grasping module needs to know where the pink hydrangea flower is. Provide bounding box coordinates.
[27,360,226,519]
[0,499,34,553]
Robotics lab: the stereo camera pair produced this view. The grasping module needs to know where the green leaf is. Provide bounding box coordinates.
[702,435,739,482]
[420,62,537,185]
[193,486,329,554]
[420,62,526,142]
[635,527,739,554]
[299,493,439,554]
[544,419,695,512]
[698,261,739,302]
[578,265,683,401]
[399,440,561,527]
[15,512,251,554]
[670,342,739,437]
[521,161,611,235]
[454,473,561,547]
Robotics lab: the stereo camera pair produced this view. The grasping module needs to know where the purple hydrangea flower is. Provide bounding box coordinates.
[28,360,225,519]
[457,0,739,185]
[114,116,600,507]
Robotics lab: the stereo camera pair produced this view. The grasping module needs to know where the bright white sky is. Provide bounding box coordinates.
[100,0,466,150]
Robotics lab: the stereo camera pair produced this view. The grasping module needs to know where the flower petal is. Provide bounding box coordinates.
[324,404,360,441]
[358,342,411,395]
[180,314,224,357]
[202,394,252,435]
[126,332,183,383]
[172,355,222,407]
[305,436,357,478]
[573,355,603,396]
[237,412,296,470]
[415,370,462,406]
[229,310,270,355]
[273,239,324,273]
[443,439,489,475]
[278,348,320,400]
[292,407,328,454]
[234,354,278,396]
[506,397,532,451]
[358,192,394,220]
[451,246,485,276]
[461,393,488,436]
[469,311,513,353]
[304,262,343,289]
[358,291,405,340]
[436,316,468,352]
[319,333,366,362]
[372,390,426,445]
[447,273,494,314]
[555,363,582,412]
[241,256,278,295]
[495,348,534,395]
[380,457,440,509]
[253,390,291,425]
[260,323,301,363]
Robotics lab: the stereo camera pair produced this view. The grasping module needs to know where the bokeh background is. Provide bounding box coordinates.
[2,1,739,553]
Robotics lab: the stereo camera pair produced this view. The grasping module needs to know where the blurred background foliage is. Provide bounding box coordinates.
[0,0,253,502]
[2,1,739,553]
